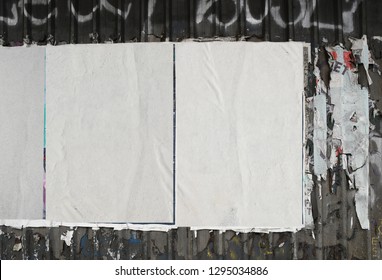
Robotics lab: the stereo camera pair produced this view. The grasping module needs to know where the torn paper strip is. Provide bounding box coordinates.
[304,174,314,228]
[0,46,44,219]
[326,44,370,229]
[313,94,328,178]
[60,230,74,246]
[46,44,174,223]
[349,35,373,85]
[0,219,178,232]
[176,42,305,229]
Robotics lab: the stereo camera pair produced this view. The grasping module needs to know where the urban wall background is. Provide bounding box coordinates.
[0,0,381,48]
[0,0,382,260]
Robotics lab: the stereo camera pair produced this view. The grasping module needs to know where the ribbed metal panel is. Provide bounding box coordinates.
[0,0,381,45]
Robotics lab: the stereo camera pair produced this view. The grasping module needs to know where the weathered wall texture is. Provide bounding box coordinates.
[1,0,382,260]
[0,0,381,46]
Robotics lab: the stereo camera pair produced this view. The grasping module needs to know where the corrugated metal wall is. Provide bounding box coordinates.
[0,0,381,46]
[1,0,382,260]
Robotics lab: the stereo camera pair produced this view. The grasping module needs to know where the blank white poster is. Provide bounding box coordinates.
[46,44,174,223]
[176,42,304,229]
[0,47,44,219]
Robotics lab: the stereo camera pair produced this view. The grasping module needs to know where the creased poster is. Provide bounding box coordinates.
[176,42,305,229]
[46,44,174,223]
[0,47,44,219]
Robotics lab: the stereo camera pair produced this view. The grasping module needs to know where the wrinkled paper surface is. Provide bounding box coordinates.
[0,47,44,219]
[176,42,305,228]
[46,44,174,223]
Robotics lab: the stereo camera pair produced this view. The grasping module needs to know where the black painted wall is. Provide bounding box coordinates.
[0,0,381,47]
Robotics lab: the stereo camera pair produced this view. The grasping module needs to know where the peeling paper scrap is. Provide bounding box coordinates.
[60,230,74,246]
[0,219,52,229]
[0,46,44,219]
[46,44,174,223]
[327,44,370,230]
[189,227,303,234]
[0,220,299,233]
[349,35,373,85]
[303,174,314,228]
[313,94,328,178]
[176,42,305,228]
[0,220,178,232]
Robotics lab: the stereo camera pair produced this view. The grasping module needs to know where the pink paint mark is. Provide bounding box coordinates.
[343,51,355,70]
[330,51,338,61]
[335,146,343,157]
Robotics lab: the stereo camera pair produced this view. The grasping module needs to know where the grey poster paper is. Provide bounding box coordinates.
[0,47,44,219]
[176,42,305,229]
[46,44,174,223]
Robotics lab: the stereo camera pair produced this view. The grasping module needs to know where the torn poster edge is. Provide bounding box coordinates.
[312,47,329,180]
[0,220,305,233]
[303,44,314,229]
[315,35,380,230]
[0,220,177,232]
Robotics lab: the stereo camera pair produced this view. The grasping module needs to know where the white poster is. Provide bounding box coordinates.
[46,44,174,223]
[176,42,305,229]
[0,47,44,219]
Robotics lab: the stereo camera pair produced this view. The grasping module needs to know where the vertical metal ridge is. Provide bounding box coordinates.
[334,0,343,44]
[362,0,367,36]
[165,0,171,41]
[119,0,125,42]
[48,0,55,42]
[312,0,319,47]
[264,0,271,41]
[189,0,195,38]
[0,1,3,44]
[24,0,30,43]
[287,0,294,40]
[237,0,243,39]
[70,0,75,43]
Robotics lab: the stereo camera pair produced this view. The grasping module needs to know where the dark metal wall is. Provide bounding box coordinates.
[0,0,381,46]
[1,0,382,260]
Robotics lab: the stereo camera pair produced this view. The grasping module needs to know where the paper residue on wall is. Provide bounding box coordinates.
[326,40,371,230]
[313,94,328,178]
[349,35,373,85]
[60,230,74,246]
[313,48,329,179]
[304,174,314,228]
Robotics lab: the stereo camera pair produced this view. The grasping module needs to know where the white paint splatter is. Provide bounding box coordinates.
[13,243,22,251]
[45,237,50,251]
[60,230,74,246]
[107,248,116,260]
[350,216,353,229]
